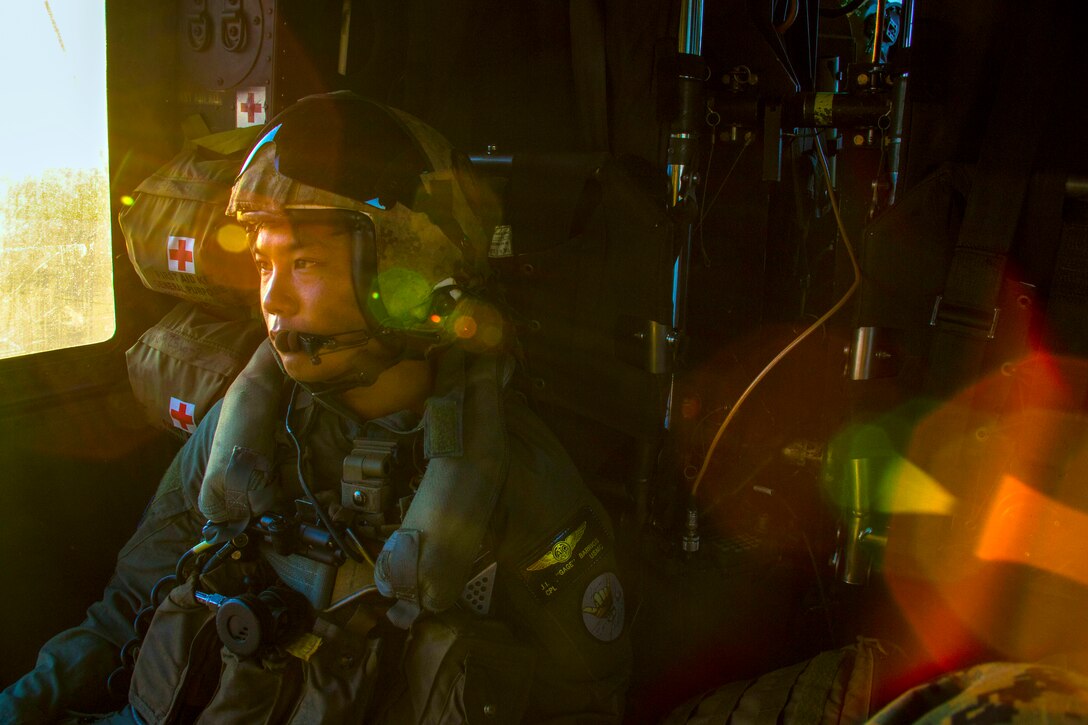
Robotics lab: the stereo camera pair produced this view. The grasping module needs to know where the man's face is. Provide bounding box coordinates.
[253,215,394,383]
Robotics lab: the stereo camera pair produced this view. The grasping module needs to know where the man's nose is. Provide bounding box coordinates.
[261,268,296,317]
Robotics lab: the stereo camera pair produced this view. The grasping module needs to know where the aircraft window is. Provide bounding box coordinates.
[0,1,113,360]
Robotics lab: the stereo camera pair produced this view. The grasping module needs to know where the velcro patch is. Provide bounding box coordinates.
[582,572,625,642]
[423,396,461,458]
[519,507,608,604]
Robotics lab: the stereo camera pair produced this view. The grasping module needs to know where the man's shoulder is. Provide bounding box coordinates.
[502,393,583,486]
[178,397,225,476]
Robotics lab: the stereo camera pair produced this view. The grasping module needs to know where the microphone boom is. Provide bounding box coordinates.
[272,328,373,365]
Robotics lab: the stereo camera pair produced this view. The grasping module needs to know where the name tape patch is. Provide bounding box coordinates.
[520,506,608,603]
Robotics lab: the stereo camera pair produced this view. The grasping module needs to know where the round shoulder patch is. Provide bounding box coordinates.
[581,572,624,642]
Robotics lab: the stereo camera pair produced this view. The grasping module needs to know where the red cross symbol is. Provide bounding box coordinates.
[169,397,197,434]
[168,236,195,274]
[240,92,263,123]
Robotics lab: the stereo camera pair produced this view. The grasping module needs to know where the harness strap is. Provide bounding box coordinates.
[375,349,511,618]
[569,0,610,152]
[925,1,1066,396]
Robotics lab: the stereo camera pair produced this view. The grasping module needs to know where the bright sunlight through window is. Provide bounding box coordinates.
[0,1,113,360]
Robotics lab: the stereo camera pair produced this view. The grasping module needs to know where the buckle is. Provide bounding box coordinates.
[930,295,1001,339]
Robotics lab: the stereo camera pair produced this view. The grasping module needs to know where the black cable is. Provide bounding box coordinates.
[694,135,753,234]
[119,638,141,669]
[200,542,237,576]
[285,382,363,562]
[149,574,178,608]
[776,0,800,33]
[820,0,867,18]
[131,607,153,639]
[324,584,387,614]
[174,540,214,581]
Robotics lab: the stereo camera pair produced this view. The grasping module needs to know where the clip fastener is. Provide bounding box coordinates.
[341,439,398,526]
[930,295,1001,339]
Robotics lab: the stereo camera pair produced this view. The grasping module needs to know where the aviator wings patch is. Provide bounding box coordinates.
[526,521,587,571]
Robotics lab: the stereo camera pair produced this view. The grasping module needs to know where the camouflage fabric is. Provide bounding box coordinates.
[867,662,1088,724]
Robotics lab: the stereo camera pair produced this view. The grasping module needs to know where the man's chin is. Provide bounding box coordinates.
[278,349,385,386]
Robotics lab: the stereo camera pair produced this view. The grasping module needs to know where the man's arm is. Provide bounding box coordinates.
[494,397,633,722]
[0,406,219,724]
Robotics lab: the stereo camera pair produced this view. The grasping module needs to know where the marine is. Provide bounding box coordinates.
[0,91,631,724]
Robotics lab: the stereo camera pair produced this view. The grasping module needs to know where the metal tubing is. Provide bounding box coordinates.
[839,458,873,585]
[886,74,908,206]
[797,92,892,127]
[671,0,706,206]
[901,0,915,48]
[711,92,892,130]
[677,0,704,55]
[467,154,513,174]
[869,0,885,64]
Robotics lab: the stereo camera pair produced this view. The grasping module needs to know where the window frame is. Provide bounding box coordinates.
[0,1,181,416]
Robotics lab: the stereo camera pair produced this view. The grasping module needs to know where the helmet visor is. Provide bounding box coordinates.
[239,95,433,211]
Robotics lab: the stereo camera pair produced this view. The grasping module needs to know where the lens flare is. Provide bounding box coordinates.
[481,326,503,347]
[454,315,477,339]
[976,474,1088,587]
[874,351,1088,672]
[216,222,249,253]
[120,194,135,206]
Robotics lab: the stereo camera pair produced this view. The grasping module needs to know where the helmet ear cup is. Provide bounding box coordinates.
[426,286,506,354]
[403,284,462,343]
[346,212,386,327]
[429,284,462,318]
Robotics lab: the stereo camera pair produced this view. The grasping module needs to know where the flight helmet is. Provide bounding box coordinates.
[227,91,502,358]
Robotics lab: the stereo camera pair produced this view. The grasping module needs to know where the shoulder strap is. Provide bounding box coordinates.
[375,349,512,623]
[926,0,1066,396]
[570,0,610,152]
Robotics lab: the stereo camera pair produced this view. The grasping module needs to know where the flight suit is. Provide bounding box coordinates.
[0,347,631,723]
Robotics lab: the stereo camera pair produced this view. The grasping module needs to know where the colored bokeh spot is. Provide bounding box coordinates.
[216,222,249,253]
[479,325,503,348]
[376,268,431,324]
[455,315,478,339]
[872,352,1088,668]
[451,299,503,351]
[120,194,135,206]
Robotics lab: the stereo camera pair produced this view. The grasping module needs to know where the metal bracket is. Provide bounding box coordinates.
[341,439,398,525]
[615,315,678,374]
[187,0,211,52]
[845,326,902,380]
[220,0,247,53]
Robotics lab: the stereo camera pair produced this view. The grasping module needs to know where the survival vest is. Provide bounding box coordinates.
[124,342,627,723]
